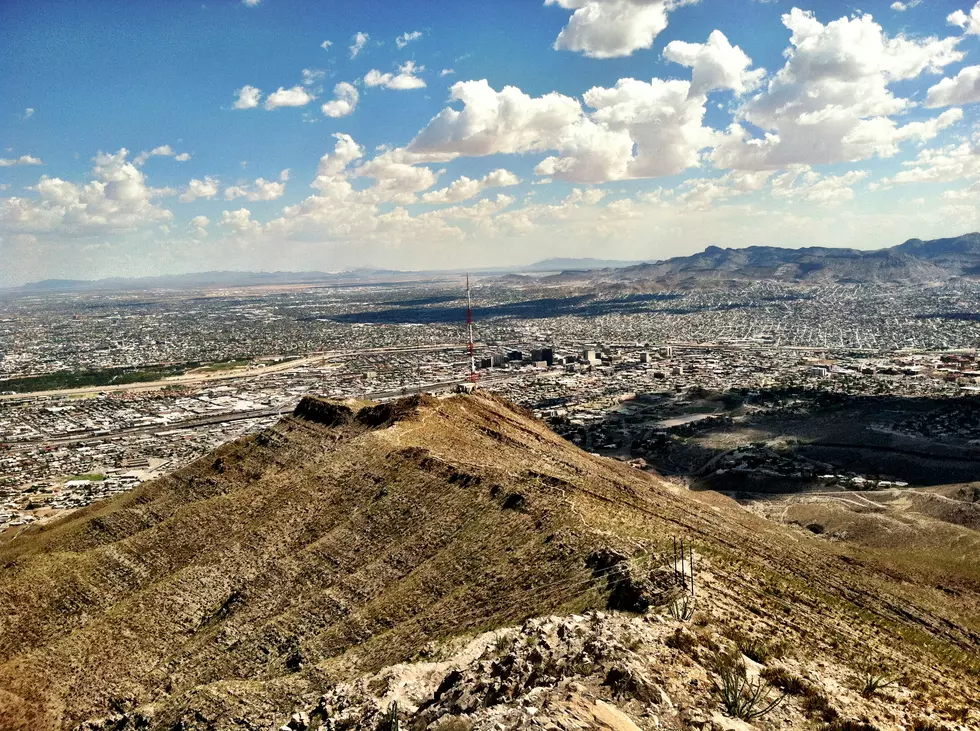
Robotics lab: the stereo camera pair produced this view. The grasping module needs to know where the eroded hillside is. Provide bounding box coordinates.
[0,393,977,730]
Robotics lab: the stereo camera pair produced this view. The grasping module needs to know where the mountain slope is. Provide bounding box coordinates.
[0,394,977,730]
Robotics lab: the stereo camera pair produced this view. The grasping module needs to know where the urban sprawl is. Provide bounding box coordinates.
[2,279,979,531]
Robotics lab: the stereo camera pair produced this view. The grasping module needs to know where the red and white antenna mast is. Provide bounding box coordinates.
[466,274,477,383]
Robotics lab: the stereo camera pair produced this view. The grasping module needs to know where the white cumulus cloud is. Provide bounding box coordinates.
[663,30,765,95]
[180,177,220,203]
[364,61,426,90]
[408,76,716,184]
[264,85,315,110]
[219,207,261,233]
[546,0,695,59]
[353,147,441,203]
[408,79,584,160]
[0,155,43,167]
[771,167,869,205]
[302,68,326,87]
[224,171,289,201]
[321,82,359,117]
[0,149,172,236]
[233,85,262,110]
[948,3,980,34]
[712,8,964,170]
[314,133,365,183]
[421,169,520,204]
[882,137,980,185]
[926,65,980,108]
[189,215,210,237]
[134,145,192,166]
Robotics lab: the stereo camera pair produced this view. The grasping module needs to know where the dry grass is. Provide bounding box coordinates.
[0,393,977,729]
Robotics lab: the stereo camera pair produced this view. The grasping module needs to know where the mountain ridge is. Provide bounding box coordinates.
[548,234,980,286]
[0,392,977,730]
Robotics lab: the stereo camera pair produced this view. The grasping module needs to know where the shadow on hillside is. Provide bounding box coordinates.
[547,389,980,491]
[321,292,791,324]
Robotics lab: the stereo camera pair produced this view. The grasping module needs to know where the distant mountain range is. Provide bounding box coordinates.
[517,257,647,272]
[10,234,980,292]
[11,260,647,292]
[546,233,980,287]
[13,268,411,292]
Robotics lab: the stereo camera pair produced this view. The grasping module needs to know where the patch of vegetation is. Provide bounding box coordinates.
[668,594,696,621]
[713,650,786,721]
[0,363,200,392]
[723,626,789,664]
[802,690,840,725]
[430,718,473,731]
[665,628,699,656]
[857,659,899,698]
[492,632,512,654]
[761,665,811,696]
[66,473,104,482]
[798,687,877,731]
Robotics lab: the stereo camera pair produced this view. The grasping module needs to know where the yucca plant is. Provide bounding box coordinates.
[714,651,786,721]
[858,660,898,698]
[668,595,696,621]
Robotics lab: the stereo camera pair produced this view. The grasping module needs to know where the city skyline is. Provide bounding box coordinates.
[2,0,980,285]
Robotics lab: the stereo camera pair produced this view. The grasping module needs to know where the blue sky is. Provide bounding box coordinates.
[1,0,978,284]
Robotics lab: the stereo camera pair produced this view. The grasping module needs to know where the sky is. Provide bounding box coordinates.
[1,0,980,285]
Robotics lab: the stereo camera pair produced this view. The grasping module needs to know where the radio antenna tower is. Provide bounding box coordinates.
[466,274,477,383]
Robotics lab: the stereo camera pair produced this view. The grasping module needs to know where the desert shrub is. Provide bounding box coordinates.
[694,628,721,654]
[761,666,811,696]
[911,719,943,731]
[828,720,878,731]
[713,651,786,721]
[942,705,970,723]
[799,691,877,731]
[722,627,787,664]
[803,691,840,724]
[668,595,696,621]
[431,718,473,731]
[857,659,899,698]
[665,628,699,656]
[493,632,512,653]
[741,636,775,664]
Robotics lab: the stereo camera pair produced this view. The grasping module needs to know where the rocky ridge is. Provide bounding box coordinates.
[0,393,977,730]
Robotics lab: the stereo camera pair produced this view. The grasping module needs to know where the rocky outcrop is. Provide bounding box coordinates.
[293,397,354,427]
